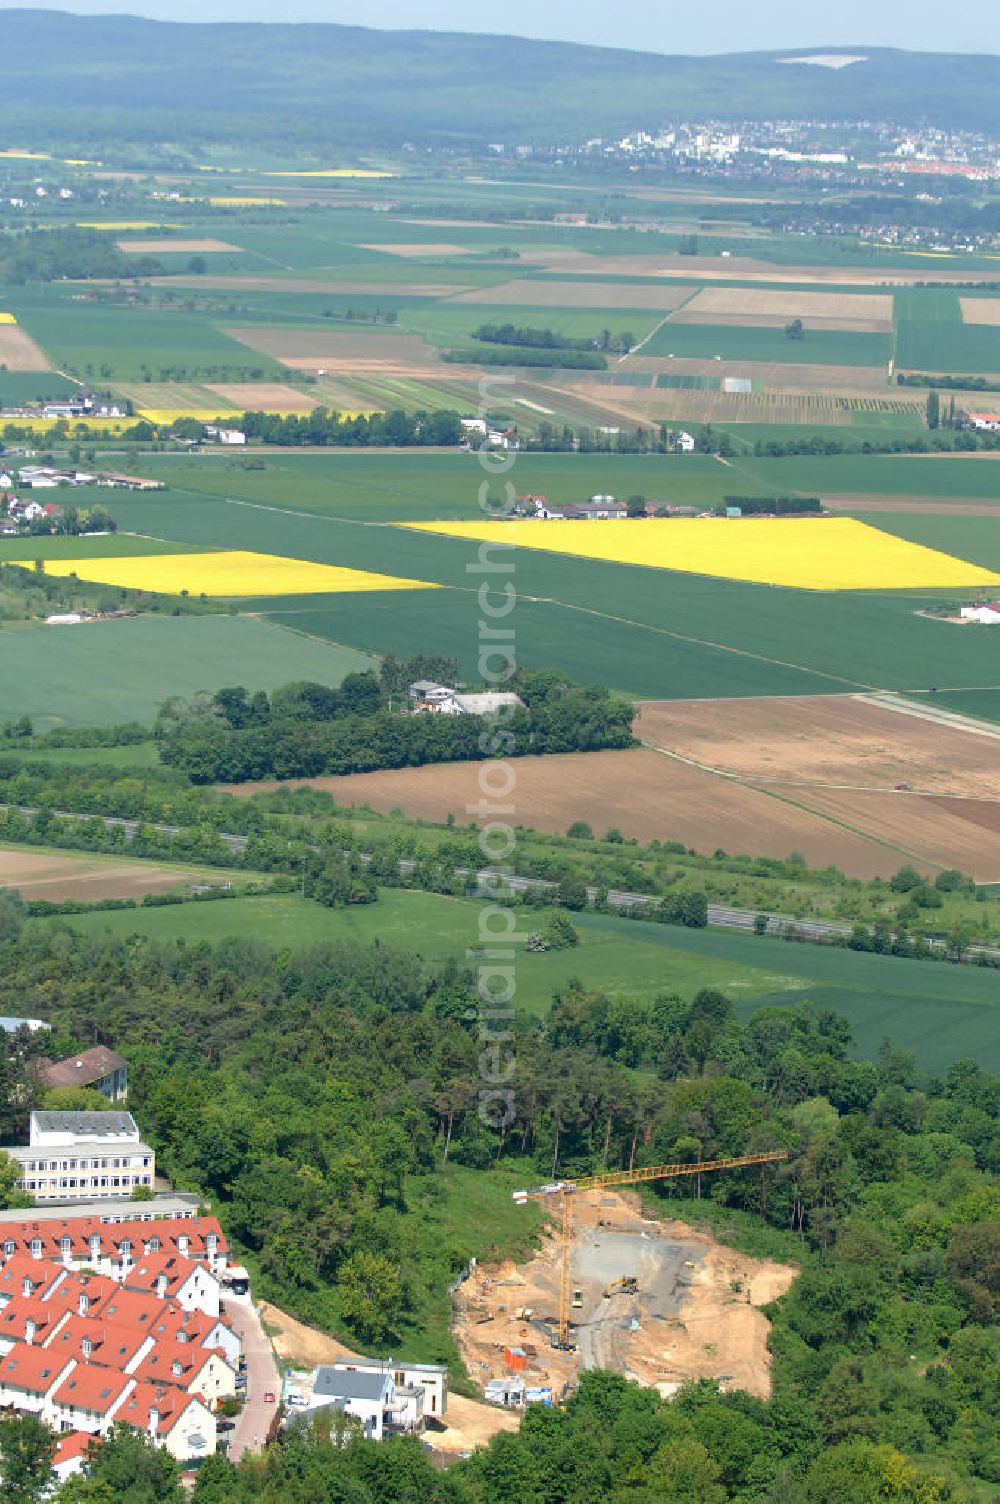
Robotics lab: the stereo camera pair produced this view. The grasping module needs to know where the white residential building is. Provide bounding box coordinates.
[307,1366,395,1439]
[4,1112,154,1202]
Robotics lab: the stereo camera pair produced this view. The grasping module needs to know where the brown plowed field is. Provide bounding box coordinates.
[960,298,1000,325]
[205,382,318,410]
[118,238,241,253]
[786,787,1000,881]
[451,280,694,309]
[823,495,1000,515]
[0,848,217,901]
[636,696,1000,798]
[0,326,52,370]
[678,287,893,324]
[222,748,922,878]
[361,242,475,256]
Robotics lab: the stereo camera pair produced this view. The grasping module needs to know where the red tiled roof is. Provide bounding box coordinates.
[52,1363,133,1414]
[132,1338,214,1389]
[0,1256,64,1299]
[0,1295,63,1340]
[117,1379,200,1436]
[0,1215,226,1265]
[0,1343,73,1394]
[90,1288,168,1331]
[46,1313,149,1368]
[44,1273,120,1317]
[53,1430,94,1467]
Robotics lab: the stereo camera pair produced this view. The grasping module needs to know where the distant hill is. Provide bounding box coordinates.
[3,12,1000,149]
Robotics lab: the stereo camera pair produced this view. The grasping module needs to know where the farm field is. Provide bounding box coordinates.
[223,748,934,878]
[405,516,1000,590]
[637,322,891,366]
[635,695,1000,797]
[36,888,1000,1071]
[0,845,229,902]
[0,615,377,728]
[785,786,1000,881]
[25,549,439,597]
[0,320,53,370]
[894,289,1000,373]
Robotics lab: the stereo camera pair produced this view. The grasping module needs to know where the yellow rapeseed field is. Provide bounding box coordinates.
[404,517,1000,592]
[261,169,396,178]
[0,417,138,434]
[24,550,439,598]
[208,197,287,207]
[0,313,17,326]
[76,221,167,230]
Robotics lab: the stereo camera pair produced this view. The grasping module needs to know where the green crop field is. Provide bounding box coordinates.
[7,289,287,381]
[642,321,892,366]
[40,890,1000,1071]
[0,371,79,405]
[848,512,1000,571]
[895,288,1000,373]
[0,534,201,563]
[2,614,377,728]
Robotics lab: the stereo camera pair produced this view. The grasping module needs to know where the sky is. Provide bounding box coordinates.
[0,0,992,55]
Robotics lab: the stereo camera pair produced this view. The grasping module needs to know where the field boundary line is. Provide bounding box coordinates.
[855,691,1000,740]
[742,783,950,874]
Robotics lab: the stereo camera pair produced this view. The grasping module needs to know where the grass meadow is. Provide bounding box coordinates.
[37,889,1000,1072]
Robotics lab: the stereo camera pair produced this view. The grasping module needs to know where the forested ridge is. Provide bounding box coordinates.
[0,878,998,1499]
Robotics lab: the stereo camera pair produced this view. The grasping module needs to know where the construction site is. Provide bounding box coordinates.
[453,1183,797,1405]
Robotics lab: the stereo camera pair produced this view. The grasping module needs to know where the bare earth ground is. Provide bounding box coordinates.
[959,297,1000,325]
[453,1192,796,1402]
[258,1302,519,1455]
[676,286,893,326]
[635,696,1000,798]
[222,749,927,878]
[0,847,218,900]
[451,280,694,309]
[117,238,241,253]
[0,326,52,370]
[205,382,318,410]
[361,243,477,257]
[785,787,1000,880]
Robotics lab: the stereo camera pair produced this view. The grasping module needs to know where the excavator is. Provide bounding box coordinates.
[603,1276,639,1299]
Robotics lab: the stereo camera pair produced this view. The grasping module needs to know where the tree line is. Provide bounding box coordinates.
[154,668,636,783]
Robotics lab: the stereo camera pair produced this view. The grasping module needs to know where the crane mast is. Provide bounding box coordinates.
[513,1149,788,1348]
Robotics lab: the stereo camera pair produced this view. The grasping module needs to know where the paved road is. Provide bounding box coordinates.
[224,1298,280,1461]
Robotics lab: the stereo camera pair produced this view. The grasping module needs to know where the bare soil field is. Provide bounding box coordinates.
[788,787,1000,880]
[205,382,318,410]
[0,326,52,370]
[451,280,694,309]
[361,242,476,257]
[453,1191,796,1402]
[960,297,1000,325]
[222,749,922,878]
[677,287,893,325]
[0,847,216,901]
[118,238,241,253]
[636,695,1000,799]
[259,1302,519,1457]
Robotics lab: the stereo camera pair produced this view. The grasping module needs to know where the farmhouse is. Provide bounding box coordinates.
[33,1046,128,1102]
[960,602,1000,623]
[408,681,523,717]
[3,1111,154,1203]
[968,413,1000,431]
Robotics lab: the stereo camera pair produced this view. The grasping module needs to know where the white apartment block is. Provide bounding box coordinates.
[5,1113,155,1203]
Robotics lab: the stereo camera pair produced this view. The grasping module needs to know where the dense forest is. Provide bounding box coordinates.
[0,227,162,284]
[0,885,997,1499]
[236,408,465,448]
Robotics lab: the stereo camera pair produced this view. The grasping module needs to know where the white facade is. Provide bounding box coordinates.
[960,604,1000,624]
[6,1113,154,1203]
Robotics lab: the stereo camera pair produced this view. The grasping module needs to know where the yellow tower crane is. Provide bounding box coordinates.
[513,1150,789,1349]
